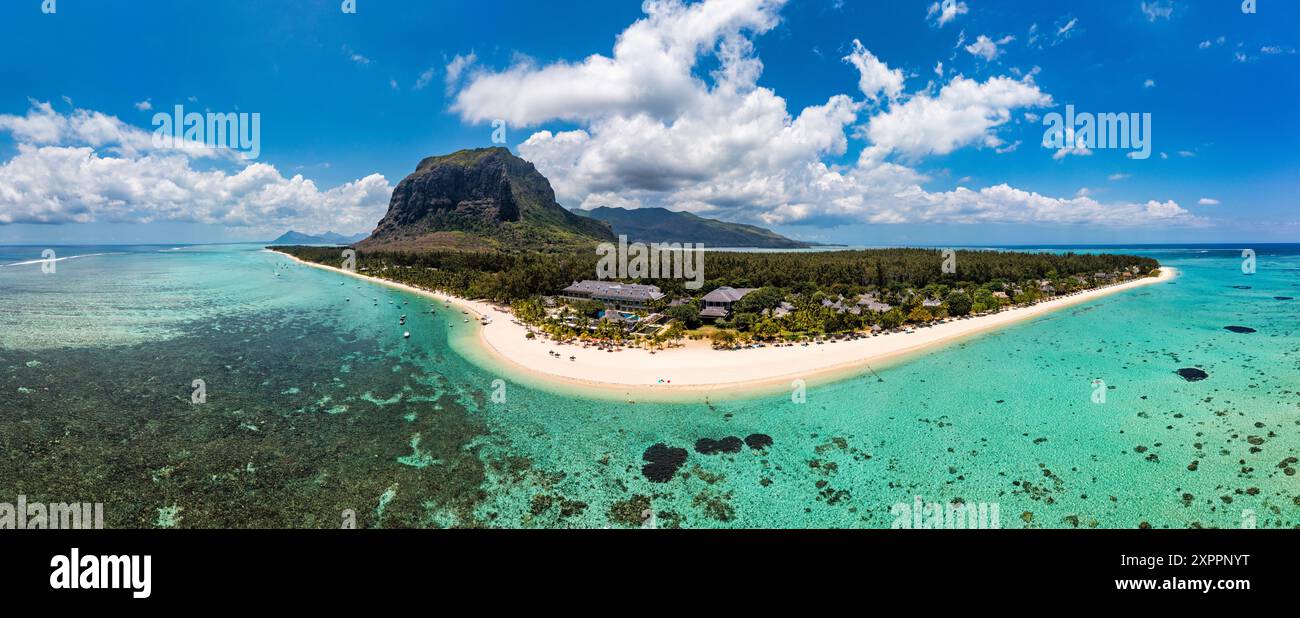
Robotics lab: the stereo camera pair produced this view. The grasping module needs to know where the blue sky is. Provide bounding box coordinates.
[0,0,1296,245]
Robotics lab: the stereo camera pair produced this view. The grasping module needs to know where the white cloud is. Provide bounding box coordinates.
[464,0,1194,230]
[1198,198,1220,205]
[414,66,436,90]
[1140,1,1173,22]
[864,75,1051,160]
[1057,18,1078,36]
[965,34,1014,61]
[343,45,372,66]
[842,39,904,103]
[1198,36,1225,50]
[134,100,153,112]
[0,99,243,161]
[451,0,787,126]
[1143,78,1156,88]
[444,52,478,95]
[0,0,1182,236]
[926,1,968,27]
[0,102,391,235]
[1108,173,1131,181]
[995,140,1021,154]
[1052,146,1092,160]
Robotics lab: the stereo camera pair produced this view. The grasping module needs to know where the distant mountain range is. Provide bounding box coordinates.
[578,206,815,249]
[271,230,369,245]
[356,147,613,252]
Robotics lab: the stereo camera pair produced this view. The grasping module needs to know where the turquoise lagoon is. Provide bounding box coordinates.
[0,244,1296,528]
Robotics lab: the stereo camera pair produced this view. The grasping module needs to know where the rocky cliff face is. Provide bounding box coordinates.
[357,147,612,252]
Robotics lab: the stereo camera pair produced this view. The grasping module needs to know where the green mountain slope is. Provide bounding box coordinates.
[579,206,813,249]
[358,147,613,252]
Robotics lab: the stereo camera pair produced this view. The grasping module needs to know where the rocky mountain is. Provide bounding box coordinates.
[271,230,368,245]
[579,206,814,249]
[357,147,613,252]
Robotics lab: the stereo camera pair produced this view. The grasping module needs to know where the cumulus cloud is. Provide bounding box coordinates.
[842,39,904,103]
[5,0,1199,236]
[863,75,1051,160]
[444,52,477,95]
[1198,198,1220,205]
[0,102,391,235]
[926,1,968,27]
[965,34,1014,61]
[1052,146,1092,160]
[451,0,784,126]
[444,0,1197,230]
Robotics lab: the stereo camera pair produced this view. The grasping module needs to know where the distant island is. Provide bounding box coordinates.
[263,147,1170,392]
[271,146,1165,387]
[271,230,368,245]
[578,206,817,249]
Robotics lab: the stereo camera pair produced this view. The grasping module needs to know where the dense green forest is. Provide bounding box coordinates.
[275,245,1158,304]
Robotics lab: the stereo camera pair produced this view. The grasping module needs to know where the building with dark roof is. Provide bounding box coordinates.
[700,286,756,320]
[559,280,665,311]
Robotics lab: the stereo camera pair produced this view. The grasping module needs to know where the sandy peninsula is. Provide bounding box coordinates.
[269,249,1175,400]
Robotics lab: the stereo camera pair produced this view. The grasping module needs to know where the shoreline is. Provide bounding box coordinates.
[267,249,1175,401]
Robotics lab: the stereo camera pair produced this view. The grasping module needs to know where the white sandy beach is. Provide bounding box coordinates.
[269,249,1175,398]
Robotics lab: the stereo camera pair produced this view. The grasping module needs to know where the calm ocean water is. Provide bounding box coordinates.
[1,243,1296,528]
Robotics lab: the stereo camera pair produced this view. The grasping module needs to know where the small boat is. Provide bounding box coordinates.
[403,331,411,338]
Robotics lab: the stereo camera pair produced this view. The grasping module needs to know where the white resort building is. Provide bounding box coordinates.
[559,280,666,312]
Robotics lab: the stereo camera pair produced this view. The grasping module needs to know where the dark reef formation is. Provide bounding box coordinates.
[744,433,774,450]
[694,436,744,455]
[641,443,688,483]
[1176,368,1210,381]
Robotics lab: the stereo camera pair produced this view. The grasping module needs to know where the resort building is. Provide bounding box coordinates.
[856,294,893,313]
[700,286,756,320]
[559,280,665,311]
